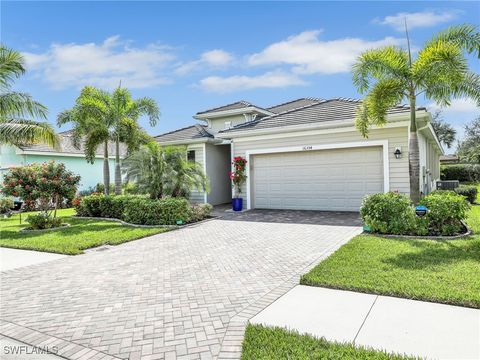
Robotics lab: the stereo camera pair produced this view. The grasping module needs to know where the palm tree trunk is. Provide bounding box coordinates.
[409,96,420,204]
[115,134,121,195]
[104,141,110,195]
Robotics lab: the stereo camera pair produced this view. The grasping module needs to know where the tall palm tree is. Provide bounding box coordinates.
[58,86,159,195]
[110,86,159,194]
[123,143,209,199]
[0,45,59,148]
[352,24,480,203]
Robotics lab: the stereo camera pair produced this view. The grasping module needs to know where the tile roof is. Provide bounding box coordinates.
[18,130,128,156]
[154,125,213,143]
[267,97,324,114]
[196,101,254,115]
[220,98,424,134]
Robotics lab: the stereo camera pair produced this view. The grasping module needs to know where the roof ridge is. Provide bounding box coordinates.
[196,100,254,115]
[154,124,200,138]
[266,97,324,110]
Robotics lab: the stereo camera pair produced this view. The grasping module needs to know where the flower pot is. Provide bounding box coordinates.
[232,198,243,212]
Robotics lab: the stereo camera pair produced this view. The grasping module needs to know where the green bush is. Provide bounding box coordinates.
[360,192,417,235]
[26,213,63,230]
[441,164,480,182]
[455,185,478,204]
[122,197,192,225]
[190,203,213,222]
[74,194,140,218]
[0,197,14,214]
[420,191,470,236]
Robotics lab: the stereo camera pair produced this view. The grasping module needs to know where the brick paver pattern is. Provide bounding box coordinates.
[1,218,361,359]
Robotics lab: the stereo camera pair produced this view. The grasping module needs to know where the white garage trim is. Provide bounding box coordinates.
[245,140,389,210]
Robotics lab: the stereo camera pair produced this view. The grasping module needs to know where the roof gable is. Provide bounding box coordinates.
[154,125,213,144]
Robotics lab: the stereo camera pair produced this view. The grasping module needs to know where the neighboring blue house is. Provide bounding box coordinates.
[0,131,126,191]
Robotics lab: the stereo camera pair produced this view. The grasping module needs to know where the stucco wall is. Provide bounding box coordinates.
[205,143,231,205]
[231,125,410,202]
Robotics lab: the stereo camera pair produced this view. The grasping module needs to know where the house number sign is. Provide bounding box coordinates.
[302,146,313,151]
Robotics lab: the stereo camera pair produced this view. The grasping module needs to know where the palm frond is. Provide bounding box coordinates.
[427,24,480,58]
[352,46,409,94]
[0,91,48,119]
[425,72,480,107]
[0,119,60,149]
[133,97,160,127]
[0,45,25,90]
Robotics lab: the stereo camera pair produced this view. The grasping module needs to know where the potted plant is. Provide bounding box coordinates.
[229,156,247,211]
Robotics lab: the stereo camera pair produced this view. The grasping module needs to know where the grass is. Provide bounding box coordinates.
[301,194,480,308]
[241,324,415,360]
[0,208,168,255]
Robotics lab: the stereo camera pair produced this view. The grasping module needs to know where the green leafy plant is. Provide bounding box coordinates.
[441,164,480,182]
[1,162,80,227]
[420,191,470,235]
[122,197,192,225]
[455,185,478,204]
[229,156,247,199]
[74,194,141,218]
[352,24,480,204]
[360,192,417,235]
[190,203,213,222]
[26,212,63,230]
[0,197,13,214]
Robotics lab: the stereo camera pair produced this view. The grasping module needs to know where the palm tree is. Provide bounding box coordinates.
[58,86,159,195]
[352,24,480,203]
[57,87,113,194]
[0,45,59,148]
[123,143,209,199]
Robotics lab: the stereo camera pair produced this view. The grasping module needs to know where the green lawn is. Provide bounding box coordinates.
[301,200,480,308]
[0,208,168,255]
[241,324,415,360]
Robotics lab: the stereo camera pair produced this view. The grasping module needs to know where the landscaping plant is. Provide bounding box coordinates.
[441,164,480,182]
[229,156,247,198]
[0,197,14,214]
[352,24,480,204]
[1,161,80,229]
[455,185,478,204]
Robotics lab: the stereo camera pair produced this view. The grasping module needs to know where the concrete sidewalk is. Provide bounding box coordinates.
[251,285,480,360]
[0,248,67,272]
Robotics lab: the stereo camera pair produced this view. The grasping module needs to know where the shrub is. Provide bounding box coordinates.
[0,197,13,214]
[74,194,140,218]
[360,192,417,235]
[190,203,213,222]
[420,191,470,236]
[441,164,480,182]
[122,197,192,225]
[455,185,478,204]
[26,213,63,230]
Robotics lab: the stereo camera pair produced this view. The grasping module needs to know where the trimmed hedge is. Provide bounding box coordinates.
[455,185,478,204]
[361,191,469,236]
[74,195,211,225]
[441,164,480,182]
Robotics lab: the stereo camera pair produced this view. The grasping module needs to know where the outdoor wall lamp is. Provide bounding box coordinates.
[394,147,402,159]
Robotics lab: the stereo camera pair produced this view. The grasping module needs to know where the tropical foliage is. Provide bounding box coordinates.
[58,86,159,195]
[430,110,456,149]
[1,161,80,228]
[123,142,209,199]
[458,116,480,163]
[0,45,59,148]
[352,24,480,203]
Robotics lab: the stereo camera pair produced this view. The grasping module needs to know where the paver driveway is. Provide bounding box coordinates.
[1,214,362,360]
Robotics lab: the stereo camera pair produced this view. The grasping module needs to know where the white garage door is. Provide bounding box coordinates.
[252,146,384,211]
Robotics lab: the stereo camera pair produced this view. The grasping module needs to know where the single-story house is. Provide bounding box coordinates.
[0,130,127,191]
[155,97,443,211]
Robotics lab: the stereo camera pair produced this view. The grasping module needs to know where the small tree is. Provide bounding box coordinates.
[229,156,247,199]
[1,161,80,220]
[458,116,480,163]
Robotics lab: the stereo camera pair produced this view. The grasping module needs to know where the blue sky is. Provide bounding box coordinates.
[2,1,479,150]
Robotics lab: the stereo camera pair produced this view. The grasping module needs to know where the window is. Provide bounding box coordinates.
[187,150,196,163]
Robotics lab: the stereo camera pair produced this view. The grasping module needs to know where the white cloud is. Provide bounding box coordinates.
[23,36,175,89]
[247,30,402,75]
[175,49,234,75]
[428,98,479,114]
[374,10,461,32]
[198,71,306,93]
